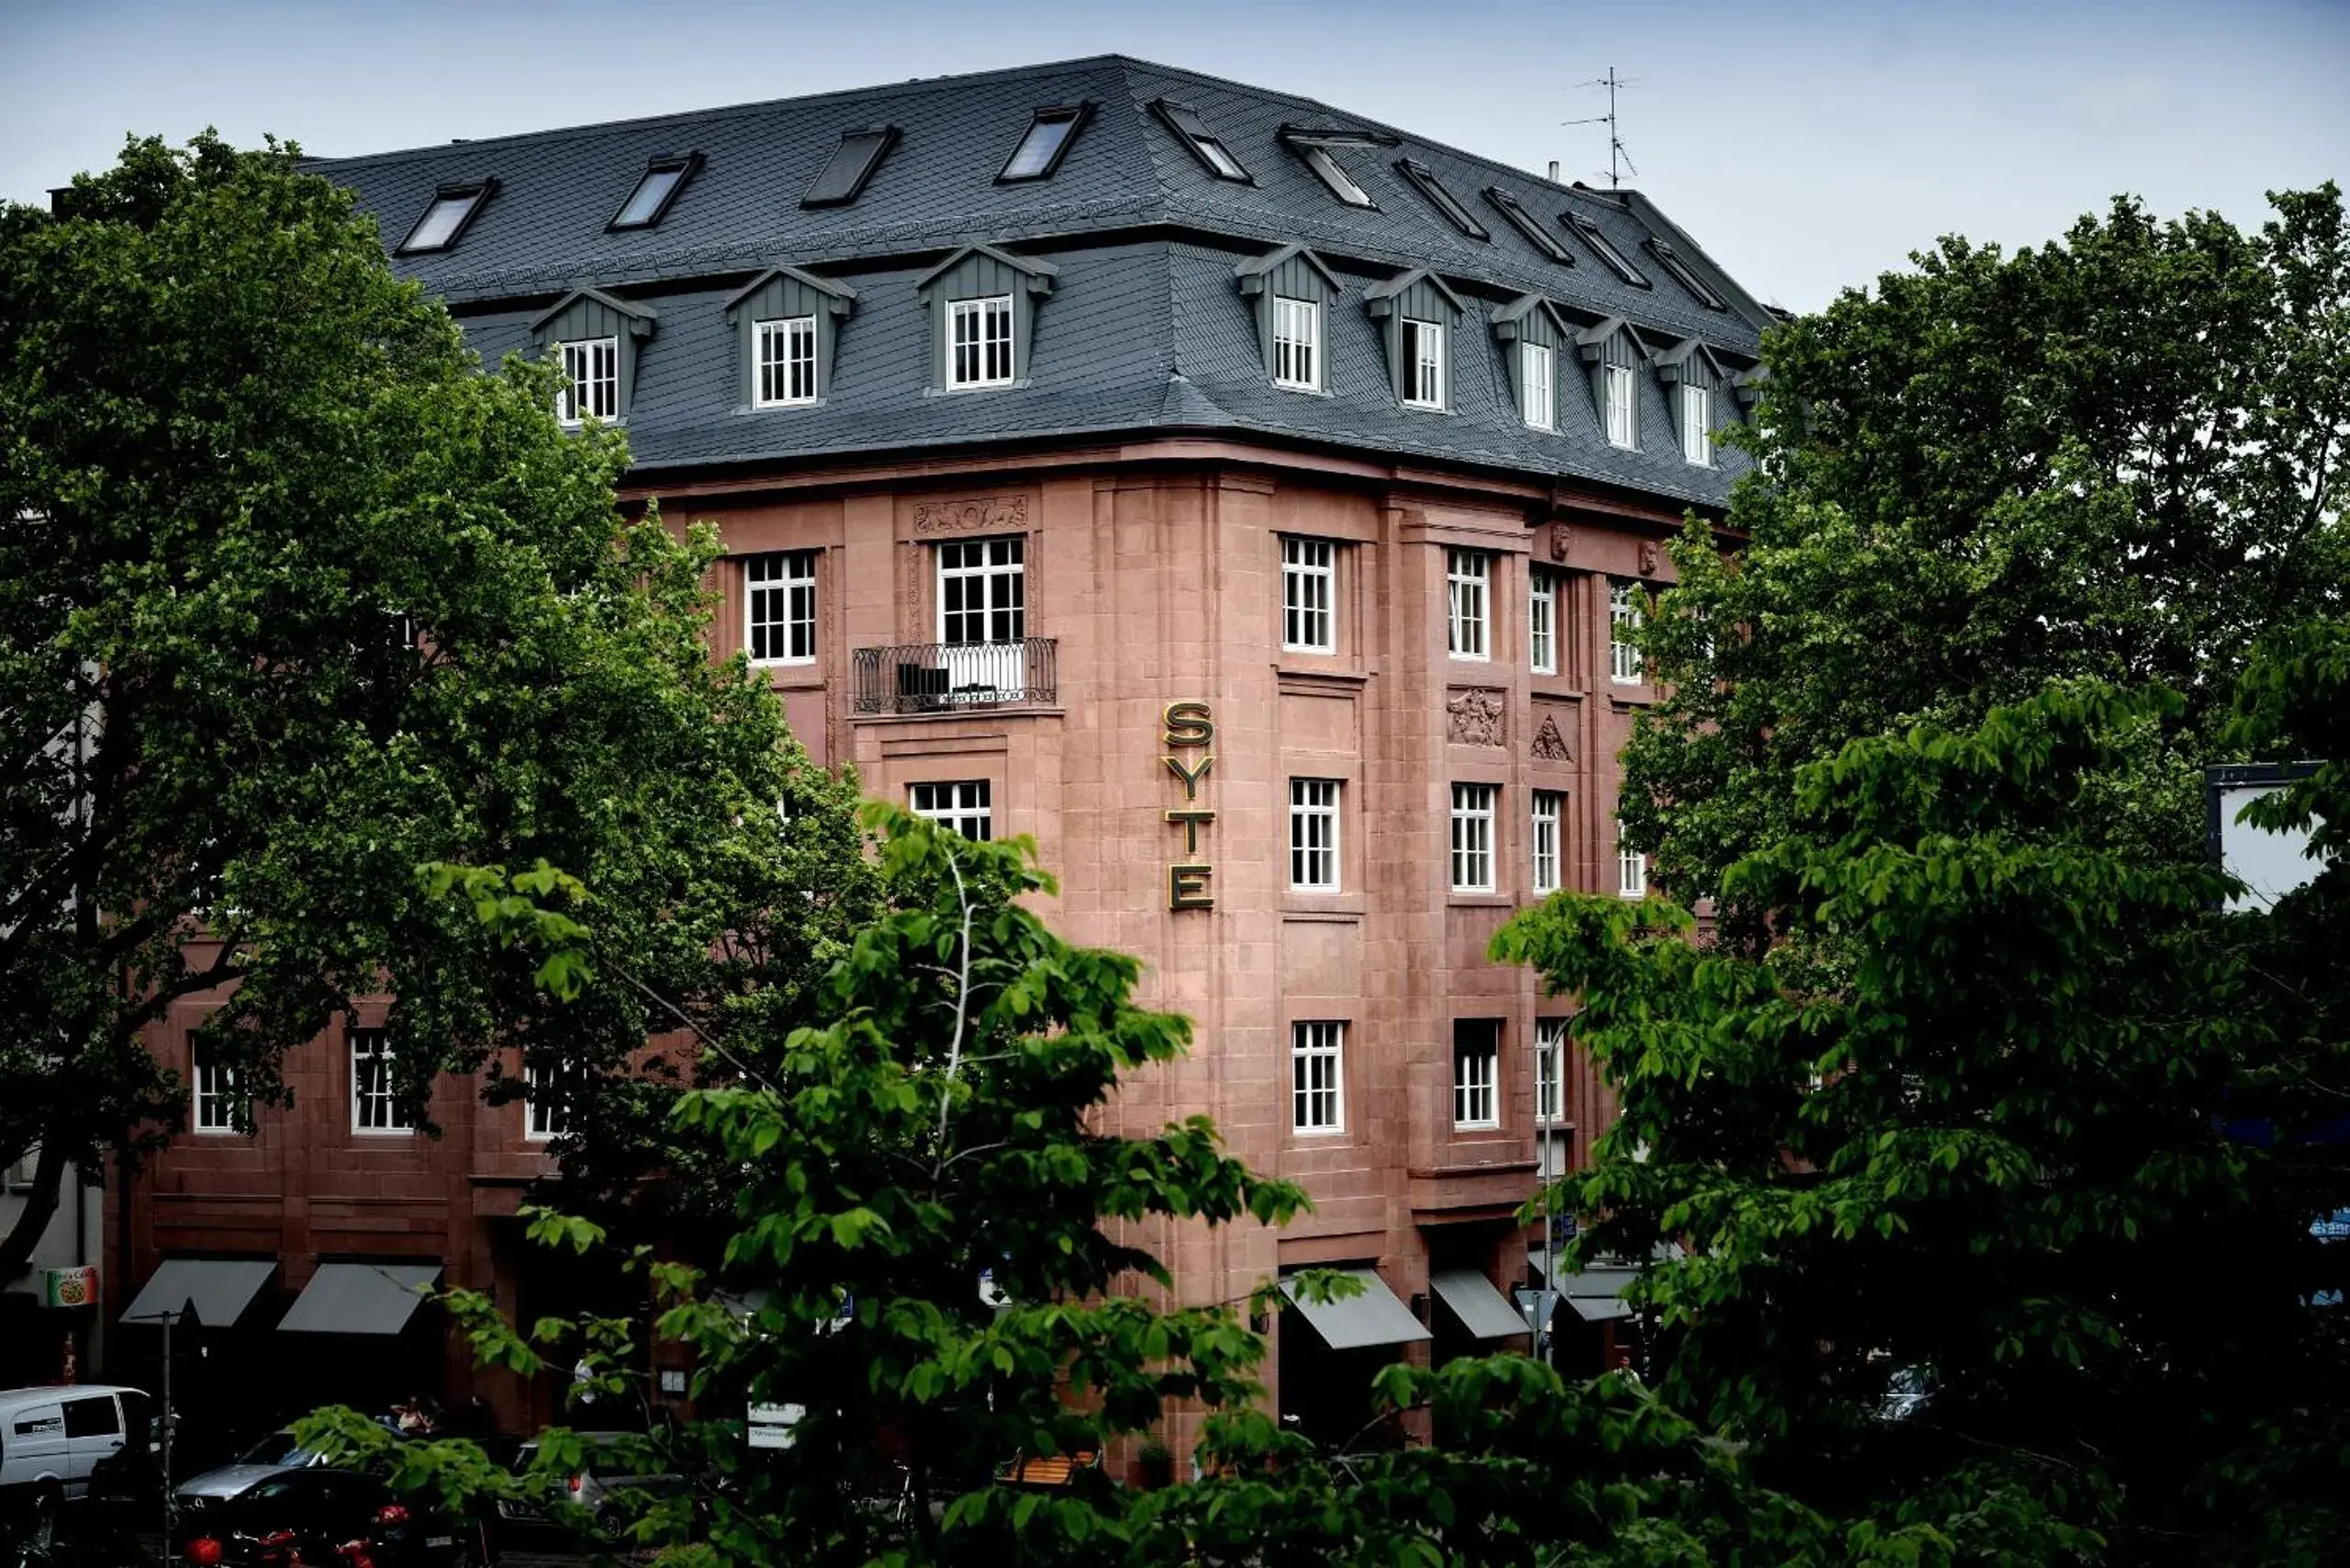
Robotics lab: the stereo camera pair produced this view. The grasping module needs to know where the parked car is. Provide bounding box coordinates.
[175,1428,330,1509]
[495,1433,689,1540]
[176,1467,482,1567]
[0,1384,156,1511]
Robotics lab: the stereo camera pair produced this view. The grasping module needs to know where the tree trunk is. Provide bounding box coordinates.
[0,1139,71,1285]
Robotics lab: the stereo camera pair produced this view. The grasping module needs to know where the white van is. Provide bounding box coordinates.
[0,1383,154,1515]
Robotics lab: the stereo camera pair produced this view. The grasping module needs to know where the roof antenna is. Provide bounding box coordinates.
[1563,67,1638,190]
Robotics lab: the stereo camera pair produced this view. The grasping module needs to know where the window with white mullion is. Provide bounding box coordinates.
[1281,536,1335,653]
[1617,819,1648,898]
[1682,382,1714,466]
[1291,1021,1346,1133]
[1452,1021,1499,1129]
[524,1062,573,1142]
[193,1047,246,1135]
[1604,362,1637,449]
[1289,778,1340,891]
[350,1028,414,1135]
[1609,580,1643,684]
[1447,548,1490,660]
[556,337,619,426]
[755,315,819,408]
[1520,342,1555,431]
[1528,570,1556,674]
[910,779,993,841]
[1531,790,1563,894]
[1535,1017,1567,1126]
[745,552,816,665]
[1402,319,1445,409]
[1271,296,1321,391]
[1450,782,1495,894]
[947,295,1015,389]
[937,537,1025,645]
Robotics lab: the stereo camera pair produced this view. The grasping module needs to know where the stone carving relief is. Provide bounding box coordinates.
[1638,540,1661,577]
[914,494,1030,535]
[1447,688,1506,747]
[1549,523,1572,561]
[1531,713,1572,762]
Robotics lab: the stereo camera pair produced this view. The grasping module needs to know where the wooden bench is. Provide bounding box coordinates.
[996,1450,1099,1488]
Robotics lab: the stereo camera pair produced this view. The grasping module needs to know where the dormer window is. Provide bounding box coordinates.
[1566,212,1651,287]
[1402,319,1445,409]
[609,153,701,230]
[1604,364,1636,448]
[556,338,618,426]
[1521,343,1555,431]
[1365,268,1465,413]
[1647,240,1727,310]
[1655,337,1731,464]
[395,181,494,255]
[1237,243,1342,396]
[1682,383,1714,465]
[802,126,899,208]
[999,104,1091,182]
[725,264,856,412]
[948,296,1014,389]
[1483,187,1572,264]
[1491,293,1570,433]
[755,317,819,408]
[1152,100,1250,183]
[1393,159,1489,241]
[1280,128,1393,207]
[1271,297,1321,391]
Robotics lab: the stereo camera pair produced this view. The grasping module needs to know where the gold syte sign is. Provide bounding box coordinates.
[1162,700,1214,909]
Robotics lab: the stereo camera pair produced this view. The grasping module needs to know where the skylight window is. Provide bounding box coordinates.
[1483,186,1572,264]
[1278,129,1393,207]
[609,153,701,231]
[1647,240,1727,310]
[801,126,899,208]
[1000,104,1091,182]
[1152,100,1251,183]
[1566,212,1651,287]
[1393,159,1489,241]
[396,181,494,255]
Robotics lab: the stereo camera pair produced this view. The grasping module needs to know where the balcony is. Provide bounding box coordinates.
[851,638,1058,716]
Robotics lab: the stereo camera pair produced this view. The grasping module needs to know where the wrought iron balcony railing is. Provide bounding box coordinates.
[851,638,1058,715]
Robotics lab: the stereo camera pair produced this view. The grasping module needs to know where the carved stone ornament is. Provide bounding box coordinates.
[1549,523,1572,562]
[914,494,1030,535]
[1638,540,1661,577]
[1447,688,1506,746]
[1531,713,1572,762]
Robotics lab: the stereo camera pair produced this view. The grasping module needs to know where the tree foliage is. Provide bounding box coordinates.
[1626,185,2348,945]
[0,132,869,1279]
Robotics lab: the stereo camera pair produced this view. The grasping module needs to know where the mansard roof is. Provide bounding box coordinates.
[309,56,1773,506]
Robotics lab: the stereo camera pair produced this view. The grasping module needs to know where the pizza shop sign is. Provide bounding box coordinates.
[1161,700,1214,910]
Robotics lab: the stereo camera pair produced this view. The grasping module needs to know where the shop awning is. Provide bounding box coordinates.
[121,1259,276,1328]
[1281,1268,1431,1351]
[277,1262,442,1335]
[1429,1269,1532,1338]
[1559,1265,1641,1323]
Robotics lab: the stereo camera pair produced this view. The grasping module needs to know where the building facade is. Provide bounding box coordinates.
[108,56,1766,1439]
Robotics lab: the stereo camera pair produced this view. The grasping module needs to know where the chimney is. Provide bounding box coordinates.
[1547,161,1560,183]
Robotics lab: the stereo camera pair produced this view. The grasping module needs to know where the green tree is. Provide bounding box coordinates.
[0,132,867,1280]
[1627,185,2348,946]
[1494,681,2348,1564]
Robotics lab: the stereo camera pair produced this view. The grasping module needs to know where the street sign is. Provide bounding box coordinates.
[746,1402,803,1450]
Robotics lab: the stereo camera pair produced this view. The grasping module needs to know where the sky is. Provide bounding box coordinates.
[1,0,2343,311]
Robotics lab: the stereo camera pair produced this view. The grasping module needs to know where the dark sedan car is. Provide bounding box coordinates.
[176,1467,483,1567]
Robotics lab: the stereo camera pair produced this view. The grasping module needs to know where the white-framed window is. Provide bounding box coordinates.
[1447,548,1490,661]
[755,315,819,408]
[350,1028,413,1135]
[1609,580,1643,685]
[1617,821,1648,899]
[192,1047,246,1136]
[937,537,1024,644]
[1531,790,1563,894]
[947,295,1015,389]
[1604,362,1636,449]
[1535,1017,1567,1126]
[1289,778,1341,891]
[1271,297,1321,391]
[1450,783,1496,894]
[1291,1021,1345,1133]
[1528,569,1557,674]
[1682,382,1714,466]
[911,779,992,840]
[1282,537,1335,653]
[1453,1021,1499,1130]
[1520,342,1555,431]
[524,1062,571,1142]
[745,552,816,665]
[1402,319,1445,409]
[556,337,620,426]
